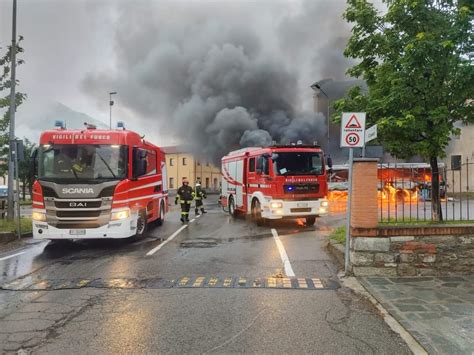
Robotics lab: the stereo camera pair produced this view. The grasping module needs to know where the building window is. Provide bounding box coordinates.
[170,158,174,166]
[213,178,218,190]
[197,160,201,166]
[205,177,210,189]
[169,177,174,189]
[451,155,462,171]
[182,157,187,166]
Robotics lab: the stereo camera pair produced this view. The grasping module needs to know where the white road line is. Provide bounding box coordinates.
[146,225,188,256]
[271,228,295,277]
[0,251,26,262]
[189,218,196,223]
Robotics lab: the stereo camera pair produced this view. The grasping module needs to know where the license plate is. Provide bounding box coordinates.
[69,229,86,236]
[297,202,308,208]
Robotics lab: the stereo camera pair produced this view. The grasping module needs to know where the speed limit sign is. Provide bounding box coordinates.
[341,112,365,148]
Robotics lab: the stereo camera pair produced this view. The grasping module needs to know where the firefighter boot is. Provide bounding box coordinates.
[195,208,200,216]
[201,208,207,214]
[180,216,185,223]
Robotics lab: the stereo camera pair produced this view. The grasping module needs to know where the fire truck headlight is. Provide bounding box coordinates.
[111,209,130,221]
[321,200,329,208]
[32,211,46,222]
[270,202,283,209]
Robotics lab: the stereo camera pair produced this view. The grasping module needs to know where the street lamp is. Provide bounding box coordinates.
[311,82,330,151]
[109,91,117,129]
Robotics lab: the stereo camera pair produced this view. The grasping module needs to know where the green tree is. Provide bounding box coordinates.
[0,37,27,180]
[334,0,473,221]
[18,138,36,201]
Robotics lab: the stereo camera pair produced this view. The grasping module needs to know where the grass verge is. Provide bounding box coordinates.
[379,218,474,226]
[0,217,32,233]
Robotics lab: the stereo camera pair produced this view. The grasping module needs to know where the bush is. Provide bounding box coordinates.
[329,226,346,244]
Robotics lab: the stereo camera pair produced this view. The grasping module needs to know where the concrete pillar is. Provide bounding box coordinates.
[351,158,378,229]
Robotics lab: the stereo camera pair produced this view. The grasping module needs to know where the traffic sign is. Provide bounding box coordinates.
[340,112,366,148]
[365,124,377,143]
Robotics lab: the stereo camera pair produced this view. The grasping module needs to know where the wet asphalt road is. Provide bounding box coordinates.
[0,204,410,354]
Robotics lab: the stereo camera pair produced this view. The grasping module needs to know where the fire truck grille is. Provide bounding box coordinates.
[55,223,102,229]
[45,198,112,229]
[290,207,312,213]
[284,184,319,194]
[54,200,102,209]
[56,210,102,218]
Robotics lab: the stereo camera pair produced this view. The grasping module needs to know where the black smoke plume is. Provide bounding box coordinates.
[82,0,353,163]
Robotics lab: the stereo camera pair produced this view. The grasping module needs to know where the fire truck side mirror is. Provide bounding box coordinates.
[327,156,333,169]
[132,148,148,180]
[30,148,39,180]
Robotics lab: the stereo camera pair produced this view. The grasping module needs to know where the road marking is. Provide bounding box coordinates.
[271,228,295,277]
[146,224,188,256]
[0,251,26,262]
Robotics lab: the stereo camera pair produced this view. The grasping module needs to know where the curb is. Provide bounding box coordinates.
[327,240,345,267]
[0,232,32,245]
[339,274,428,355]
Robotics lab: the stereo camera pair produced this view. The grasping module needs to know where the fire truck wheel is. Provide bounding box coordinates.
[252,199,265,226]
[134,210,148,239]
[228,196,236,217]
[155,201,165,226]
[305,216,316,226]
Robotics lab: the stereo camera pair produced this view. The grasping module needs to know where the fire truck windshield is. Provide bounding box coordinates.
[273,151,323,176]
[38,144,128,182]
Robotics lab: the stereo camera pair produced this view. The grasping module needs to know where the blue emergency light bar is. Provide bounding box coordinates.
[54,120,65,129]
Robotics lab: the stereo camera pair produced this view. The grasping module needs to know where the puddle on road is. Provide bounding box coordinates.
[180,239,219,248]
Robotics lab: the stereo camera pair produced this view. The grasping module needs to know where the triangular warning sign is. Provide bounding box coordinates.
[345,114,362,129]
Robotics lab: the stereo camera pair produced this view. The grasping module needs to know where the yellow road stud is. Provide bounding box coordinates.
[178,277,190,286]
[312,278,324,288]
[223,277,232,287]
[297,278,308,289]
[193,277,205,287]
[208,277,218,287]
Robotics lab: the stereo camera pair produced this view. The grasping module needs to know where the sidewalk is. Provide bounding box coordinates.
[360,276,474,354]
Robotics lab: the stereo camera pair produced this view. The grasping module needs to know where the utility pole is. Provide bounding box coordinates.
[109,91,117,129]
[310,82,330,151]
[7,0,17,221]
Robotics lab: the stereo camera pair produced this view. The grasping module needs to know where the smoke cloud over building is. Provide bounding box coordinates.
[82,0,353,163]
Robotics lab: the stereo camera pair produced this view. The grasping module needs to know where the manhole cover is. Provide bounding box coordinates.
[180,239,218,248]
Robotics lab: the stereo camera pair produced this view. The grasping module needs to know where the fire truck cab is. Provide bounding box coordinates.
[221,145,329,225]
[31,122,168,240]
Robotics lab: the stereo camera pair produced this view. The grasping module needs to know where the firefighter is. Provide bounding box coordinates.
[193,181,207,215]
[175,177,194,223]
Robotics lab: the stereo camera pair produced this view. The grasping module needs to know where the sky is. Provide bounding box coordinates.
[0,0,381,158]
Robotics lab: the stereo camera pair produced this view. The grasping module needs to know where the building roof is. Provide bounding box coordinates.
[161,145,193,154]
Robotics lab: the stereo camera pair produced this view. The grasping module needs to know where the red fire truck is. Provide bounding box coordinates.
[221,144,329,225]
[30,122,168,240]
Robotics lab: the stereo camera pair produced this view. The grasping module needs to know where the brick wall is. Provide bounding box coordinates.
[351,159,378,229]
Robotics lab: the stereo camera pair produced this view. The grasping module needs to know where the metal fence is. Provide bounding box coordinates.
[378,159,474,223]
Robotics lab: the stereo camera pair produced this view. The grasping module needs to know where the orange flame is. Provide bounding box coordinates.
[296,218,306,226]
